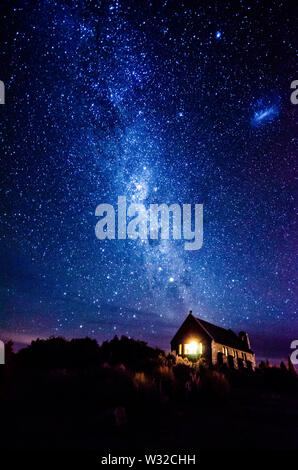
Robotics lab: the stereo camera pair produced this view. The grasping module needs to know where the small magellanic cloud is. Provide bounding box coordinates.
[251,104,280,127]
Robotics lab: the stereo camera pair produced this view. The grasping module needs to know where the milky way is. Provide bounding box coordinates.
[0,0,297,360]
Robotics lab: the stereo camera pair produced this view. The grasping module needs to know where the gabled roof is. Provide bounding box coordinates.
[194,316,252,353]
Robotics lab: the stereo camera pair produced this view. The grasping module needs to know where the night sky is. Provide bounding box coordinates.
[0,0,297,361]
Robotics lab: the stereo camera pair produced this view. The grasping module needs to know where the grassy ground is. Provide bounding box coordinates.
[1,337,297,457]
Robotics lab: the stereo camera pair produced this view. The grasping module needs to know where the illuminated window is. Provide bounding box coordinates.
[184,341,202,355]
[178,344,182,355]
[223,346,228,356]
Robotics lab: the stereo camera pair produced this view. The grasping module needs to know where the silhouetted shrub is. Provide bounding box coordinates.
[199,370,230,400]
[98,335,164,371]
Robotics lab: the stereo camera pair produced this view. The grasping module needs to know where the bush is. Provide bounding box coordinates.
[199,370,230,400]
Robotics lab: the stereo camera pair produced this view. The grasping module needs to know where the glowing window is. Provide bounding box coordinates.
[178,344,182,355]
[184,341,202,355]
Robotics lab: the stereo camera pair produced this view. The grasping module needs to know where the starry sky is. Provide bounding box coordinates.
[0,0,297,361]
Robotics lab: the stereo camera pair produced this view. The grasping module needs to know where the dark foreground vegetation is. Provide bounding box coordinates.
[1,336,298,456]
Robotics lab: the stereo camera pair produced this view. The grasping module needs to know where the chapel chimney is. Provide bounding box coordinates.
[239,331,251,350]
